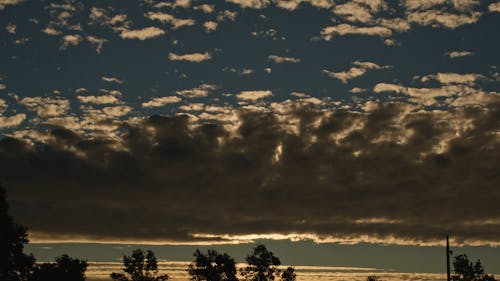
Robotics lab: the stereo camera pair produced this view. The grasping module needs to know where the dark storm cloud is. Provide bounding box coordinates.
[1,101,499,245]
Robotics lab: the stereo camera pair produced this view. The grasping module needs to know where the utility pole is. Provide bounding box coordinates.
[447,235,451,281]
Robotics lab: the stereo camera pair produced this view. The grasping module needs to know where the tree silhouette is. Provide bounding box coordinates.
[110,249,169,281]
[452,254,496,281]
[187,249,238,281]
[29,254,88,281]
[0,184,35,281]
[366,276,381,281]
[241,244,281,281]
[280,267,296,281]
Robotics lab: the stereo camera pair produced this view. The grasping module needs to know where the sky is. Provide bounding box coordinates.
[1,0,500,277]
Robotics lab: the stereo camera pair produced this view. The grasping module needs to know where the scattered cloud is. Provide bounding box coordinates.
[86,36,108,53]
[268,55,301,64]
[77,95,120,105]
[176,84,218,98]
[203,21,218,33]
[102,76,124,84]
[490,2,500,13]
[60,34,82,50]
[19,97,70,118]
[142,96,182,108]
[120,27,164,40]
[446,50,474,58]
[225,0,270,9]
[322,61,390,83]
[321,24,392,40]
[168,52,212,62]
[237,90,273,100]
[146,12,195,29]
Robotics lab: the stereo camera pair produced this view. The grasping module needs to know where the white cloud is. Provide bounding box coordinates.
[0,0,24,10]
[142,96,182,108]
[225,0,269,9]
[6,22,16,34]
[321,24,392,40]
[194,4,215,13]
[0,114,25,128]
[179,103,205,111]
[203,21,218,33]
[146,12,195,29]
[333,2,373,23]
[407,10,481,29]
[87,36,108,53]
[41,26,62,36]
[489,2,500,13]
[77,95,120,104]
[60,34,82,50]
[120,27,164,40]
[0,84,5,91]
[20,97,70,118]
[237,90,273,101]
[102,106,132,117]
[322,61,390,83]
[176,84,218,98]
[102,76,124,84]
[268,55,301,64]
[421,73,484,85]
[168,52,212,62]
[446,51,474,58]
[223,67,254,75]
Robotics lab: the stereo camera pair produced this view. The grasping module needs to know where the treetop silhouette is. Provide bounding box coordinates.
[111,248,169,281]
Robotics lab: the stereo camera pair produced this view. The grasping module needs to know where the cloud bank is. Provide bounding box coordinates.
[2,101,500,246]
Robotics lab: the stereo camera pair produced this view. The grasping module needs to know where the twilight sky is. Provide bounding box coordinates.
[1,0,500,274]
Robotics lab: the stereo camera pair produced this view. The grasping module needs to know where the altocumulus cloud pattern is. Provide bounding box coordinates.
[0,0,499,246]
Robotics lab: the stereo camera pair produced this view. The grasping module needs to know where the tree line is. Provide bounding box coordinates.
[1,184,497,281]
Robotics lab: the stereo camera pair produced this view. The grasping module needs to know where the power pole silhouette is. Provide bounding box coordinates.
[447,235,452,281]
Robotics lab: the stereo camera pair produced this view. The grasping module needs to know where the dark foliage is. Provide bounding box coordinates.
[110,249,169,281]
[452,254,496,281]
[0,184,35,281]
[241,244,281,281]
[29,254,88,281]
[187,249,238,281]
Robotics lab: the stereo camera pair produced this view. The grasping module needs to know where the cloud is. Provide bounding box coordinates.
[406,10,481,29]
[146,12,195,29]
[373,82,499,106]
[19,97,70,118]
[420,73,484,85]
[203,21,218,33]
[102,76,124,84]
[87,36,108,53]
[322,61,390,83]
[225,0,269,9]
[0,114,25,128]
[488,2,500,13]
[0,0,24,10]
[223,67,254,75]
[60,34,82,50]
[321,24,392,40]
[2,101,500,245]
[142,96,182,108]
[176,84,218,98]
[446,51,474,58]
[194,4,215,13]
[77,95,120,105]
[120,27,165,40]
[42,26,62,36]
[102,106,132,117]
[0,84,5,91]
[237,90,273,100]
[268,55,301,64]
[168,52,212,62]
